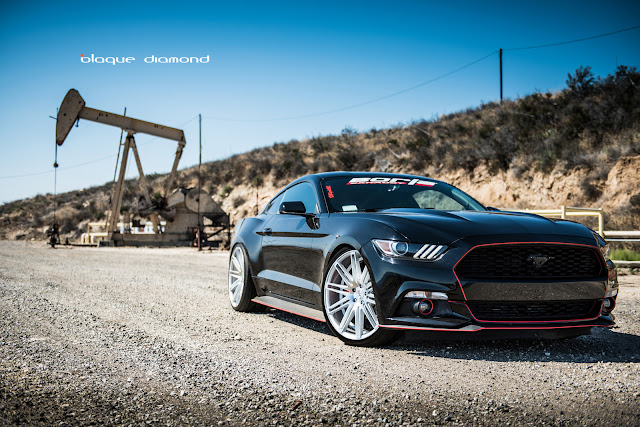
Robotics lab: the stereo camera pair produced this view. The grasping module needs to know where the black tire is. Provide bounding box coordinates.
[322,247,400,347]
[228,244,259,312]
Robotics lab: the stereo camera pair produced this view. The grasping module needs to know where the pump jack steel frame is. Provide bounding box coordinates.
[55,89,186,241]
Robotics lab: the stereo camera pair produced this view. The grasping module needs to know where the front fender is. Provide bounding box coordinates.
[316,214,406,281]
[231,215,268,278]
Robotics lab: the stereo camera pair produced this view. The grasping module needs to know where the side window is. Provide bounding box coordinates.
[282,182,319,214]
[265,192,284,215]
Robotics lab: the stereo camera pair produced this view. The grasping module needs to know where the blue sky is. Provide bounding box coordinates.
[0,1,638,202]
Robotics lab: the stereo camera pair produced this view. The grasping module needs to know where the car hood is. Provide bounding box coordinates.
[360,209,596,245]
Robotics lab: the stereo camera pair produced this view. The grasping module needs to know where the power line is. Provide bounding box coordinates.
[505,24,640,51]
[204,51,499,123]
[0,152,129,180]
[204,24,640,123]
[0,170,53,180]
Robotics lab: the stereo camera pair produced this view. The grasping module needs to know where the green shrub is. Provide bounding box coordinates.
[232,196,246,208]
[220,185,232,198]
[611,249,640,262]
[336,147,357,170]
[311,139,328,154]
[252,174,264,188]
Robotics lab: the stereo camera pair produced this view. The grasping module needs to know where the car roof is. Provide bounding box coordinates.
[289,171,447,187]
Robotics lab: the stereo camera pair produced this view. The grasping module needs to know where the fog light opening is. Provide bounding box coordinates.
[413,299,434,316]
[602,297,616,313]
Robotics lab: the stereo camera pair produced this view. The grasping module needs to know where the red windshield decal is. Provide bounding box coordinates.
[326,185,335,198]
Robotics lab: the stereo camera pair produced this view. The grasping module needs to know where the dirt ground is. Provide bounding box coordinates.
[0,241,638,426]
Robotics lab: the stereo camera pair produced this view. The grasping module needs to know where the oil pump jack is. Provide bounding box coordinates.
[55,89,228,246]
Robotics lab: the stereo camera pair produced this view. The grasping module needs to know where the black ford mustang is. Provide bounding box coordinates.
[228,172,618,346]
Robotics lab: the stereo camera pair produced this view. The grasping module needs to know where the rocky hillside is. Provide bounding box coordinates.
[2,65,639,242]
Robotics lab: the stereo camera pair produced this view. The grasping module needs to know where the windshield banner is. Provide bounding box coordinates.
[346,177,435,187]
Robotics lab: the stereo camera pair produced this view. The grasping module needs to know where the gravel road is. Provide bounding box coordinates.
[0,241,638,426]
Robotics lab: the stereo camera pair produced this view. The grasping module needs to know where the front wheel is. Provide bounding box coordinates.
[322,248,399,346]
[228,245,258,312]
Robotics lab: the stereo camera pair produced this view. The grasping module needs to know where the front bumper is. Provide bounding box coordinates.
[361,234,617,332]
[381,308,616,333]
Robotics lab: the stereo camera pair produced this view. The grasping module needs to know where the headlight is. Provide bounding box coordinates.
[591,231,610,260]
[372,239,448,261]
[372,239,409,256]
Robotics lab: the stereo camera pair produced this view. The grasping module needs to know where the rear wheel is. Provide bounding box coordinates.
[228,245,258,312]
[322,248,399,346]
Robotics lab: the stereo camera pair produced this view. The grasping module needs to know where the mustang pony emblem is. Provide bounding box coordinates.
[528,254,555,267]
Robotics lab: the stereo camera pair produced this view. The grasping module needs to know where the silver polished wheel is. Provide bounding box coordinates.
[324,249,379,341]
[228,246,245,308]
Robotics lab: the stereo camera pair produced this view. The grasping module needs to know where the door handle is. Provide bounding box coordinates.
[263,228,272,236]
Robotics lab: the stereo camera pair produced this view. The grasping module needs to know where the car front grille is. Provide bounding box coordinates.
[466,300,600,321]
[455,244,602,280]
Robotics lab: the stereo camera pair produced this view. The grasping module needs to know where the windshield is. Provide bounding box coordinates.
[321,176,485,213]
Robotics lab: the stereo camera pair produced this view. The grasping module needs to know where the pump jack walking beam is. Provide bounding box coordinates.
[55,89,186,238]
[74,106,186,198]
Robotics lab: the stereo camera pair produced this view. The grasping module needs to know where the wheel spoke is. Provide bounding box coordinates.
[327,282,349,290]
[361,270,371,288]
[329,296,349,310]
[229,278,241,293]
[335,262,353,284]
[338,303,355,333]
[354,304,364,339]
[350,252,361,283]
[232,284,242,304]
[231,255,242,272]
[363,302,378,327]
[328,297,351,315]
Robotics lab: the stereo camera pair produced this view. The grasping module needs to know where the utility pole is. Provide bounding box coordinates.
[499,48,503,104]
[197,113,202,251]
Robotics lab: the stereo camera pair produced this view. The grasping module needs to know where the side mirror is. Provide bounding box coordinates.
[279,201,308,215]
[486,206,500,212]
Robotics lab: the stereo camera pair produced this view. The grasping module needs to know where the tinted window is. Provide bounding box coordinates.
[413,189,465,210]
[321,176,484,212]
[265,192,284,215]
[282,182,319,214]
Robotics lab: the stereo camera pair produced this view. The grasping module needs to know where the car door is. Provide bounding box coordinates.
[259,182,322,304]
